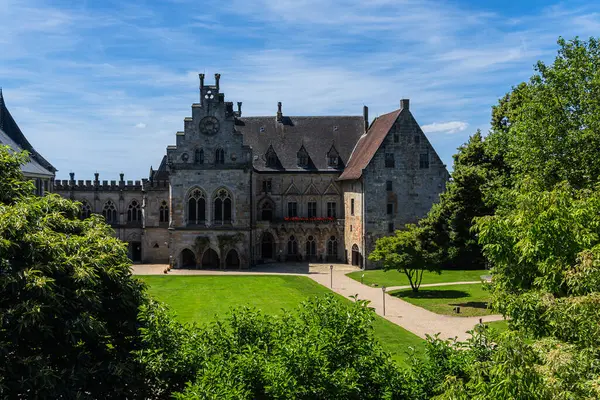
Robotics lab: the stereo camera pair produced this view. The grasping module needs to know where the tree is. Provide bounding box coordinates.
[418,130,506,270]
[136,295,407,399]
[490,37,600,190]
[369,224,440,291]
[475,181,600,346]
[0,146,149,399]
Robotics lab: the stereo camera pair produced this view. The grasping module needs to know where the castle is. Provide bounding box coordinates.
[2,74,449,269]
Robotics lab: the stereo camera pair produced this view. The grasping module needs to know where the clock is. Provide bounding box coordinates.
[199,116,220,136]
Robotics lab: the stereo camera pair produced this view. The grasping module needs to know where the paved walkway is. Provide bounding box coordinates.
[132,264,504,341]
[386,280,485,292]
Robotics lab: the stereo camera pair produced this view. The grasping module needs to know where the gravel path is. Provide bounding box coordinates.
[132,264,504,341]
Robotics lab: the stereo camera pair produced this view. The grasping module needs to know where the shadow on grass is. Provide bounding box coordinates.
[449,301,489,310]
[392,289,471,300]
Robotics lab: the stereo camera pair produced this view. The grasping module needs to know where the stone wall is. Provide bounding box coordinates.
[341,180,364,267]
[362,110,449,268]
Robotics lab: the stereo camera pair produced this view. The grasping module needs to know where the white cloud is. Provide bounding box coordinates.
[135,122,146,128]
[422,121,469,134]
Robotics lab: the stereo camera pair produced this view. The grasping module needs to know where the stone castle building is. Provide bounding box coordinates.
[7,74,449,269]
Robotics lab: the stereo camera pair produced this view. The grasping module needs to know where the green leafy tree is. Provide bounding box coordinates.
[0,146,149,398]
[475,182,600,346]
[369,224,439,291]
[419,130,506,270]
[490,37,600,189]
[136,295,408,399]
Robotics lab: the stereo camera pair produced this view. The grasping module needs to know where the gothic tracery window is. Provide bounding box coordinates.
[214,189,232,224]
[287,235,298,255]
[102,200,118,224]
[327,235,338,257]
[195,148,204,164]
[159,200,169,223]
[305,235,316,256]
[261,201,273,221]
[215,148,225,164]
[127,200,142,223]
[80,200,91,220]
[187,189,206,225]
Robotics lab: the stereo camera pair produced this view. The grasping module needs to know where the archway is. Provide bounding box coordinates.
[202,248,220,269]
[261,232,275,260]
[351,244,362,267]
[180,249,196,268]
[225,249,240,269]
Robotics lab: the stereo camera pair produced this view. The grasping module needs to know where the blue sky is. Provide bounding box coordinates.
[1,0,599,180]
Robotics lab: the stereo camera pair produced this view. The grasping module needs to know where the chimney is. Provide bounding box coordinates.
[363,105,369,133]
[199,73,205,90]
[69,172,75,183]
[400,99,410,111]
[94,172,99,185]
[215,73,221,91]
[237,102,242,117]
[276,102,283,122]
[120,172,124,182]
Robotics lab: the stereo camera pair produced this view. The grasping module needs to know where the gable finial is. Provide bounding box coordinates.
[215,73,221,91]
[276,102,283,122]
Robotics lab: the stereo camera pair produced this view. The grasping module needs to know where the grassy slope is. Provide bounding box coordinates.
[389,283,492,317]
[140,275,424,366]
[347,269,489,288]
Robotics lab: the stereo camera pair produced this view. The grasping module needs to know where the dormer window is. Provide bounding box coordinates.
[265,145,278,168]
[297,146,309,168]
[327,145,340,168]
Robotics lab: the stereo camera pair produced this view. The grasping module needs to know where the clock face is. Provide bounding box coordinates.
[199,116,220,136]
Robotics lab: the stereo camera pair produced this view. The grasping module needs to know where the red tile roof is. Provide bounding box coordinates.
[338,108,402,181]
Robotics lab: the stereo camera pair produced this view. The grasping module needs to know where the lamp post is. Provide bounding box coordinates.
[330,264,333,288]
[382,286,386,316]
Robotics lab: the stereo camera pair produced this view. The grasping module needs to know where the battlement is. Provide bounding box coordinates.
[53,177,169,191]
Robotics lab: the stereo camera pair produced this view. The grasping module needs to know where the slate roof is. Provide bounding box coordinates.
[0,89,56,173]
[236,116,365,171]
[0,127,55,177]
[151,155,170,180]
[338,108,402,181]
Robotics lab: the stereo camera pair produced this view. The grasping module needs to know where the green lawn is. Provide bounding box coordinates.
[139,275,424,366]
[389,283,492,317]
[347,269,488,288]
[485,319,509,333]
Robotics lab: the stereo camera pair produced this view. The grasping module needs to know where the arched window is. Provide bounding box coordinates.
[287,235,298,255]
[102,200,118,224]
[214,189,232,224]
[159,200,169,223]
[128,200,142,222]
[80,200,91,220]
[215,148,225,164]
[327,235,338,257]
[188,189,206,225]
[195,148,204,164]
[305,235,316,256]
[261,201,273,221]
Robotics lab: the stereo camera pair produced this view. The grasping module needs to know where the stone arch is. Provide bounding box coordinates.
[225,249,240,269]
[180,248,197,268]
[79,200,92,220]
[186,187,207,225]
[201,248,220,269]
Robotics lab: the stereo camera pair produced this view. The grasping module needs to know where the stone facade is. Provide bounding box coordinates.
[53,74,449,269]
